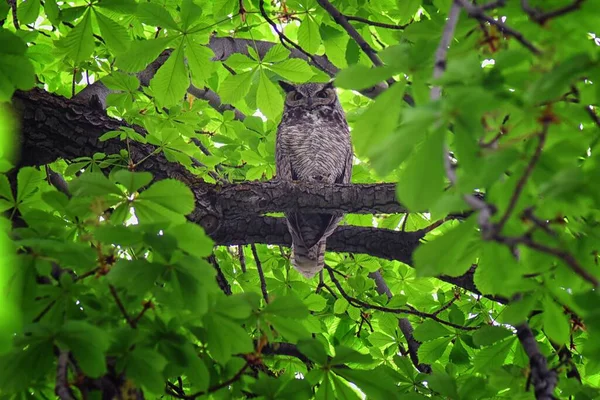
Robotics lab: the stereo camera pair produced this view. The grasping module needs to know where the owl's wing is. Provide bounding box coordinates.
[275,134,298,181]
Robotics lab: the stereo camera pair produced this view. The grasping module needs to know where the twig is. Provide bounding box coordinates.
[515,323,558,399]
[497,235,599,287]
[326,266,478,331]
[432,294,458,317]
[585,105,600,129]
[55,350,75,400]
[7,0,19,29]
[131,300,153,326]
[457,0,542,55]
[522,207,557,238]
[521,0,584,25]
[316,0,383,67]
[343,15,411,30]
[109,284,136,328]
[166,363,250,399]
[495,123,549,233]
[478,0,507,11]
[258,0,329,72]
[431,2,462,101]
[251,244,269,303]
[209,255,232,295]
[238,245,247,273]
[32,299,57,323]
[316,271,338,298]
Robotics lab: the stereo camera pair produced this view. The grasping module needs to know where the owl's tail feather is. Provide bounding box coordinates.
[291,240,326,279]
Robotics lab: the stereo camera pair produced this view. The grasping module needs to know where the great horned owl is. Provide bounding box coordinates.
[275,81,353,278]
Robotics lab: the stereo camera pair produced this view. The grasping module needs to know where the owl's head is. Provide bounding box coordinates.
[278,81,338,109]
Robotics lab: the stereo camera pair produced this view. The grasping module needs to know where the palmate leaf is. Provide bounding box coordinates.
[116,37,175,73]
[0,30,35,101]
[17,0,41,25]
[298,16,321,54]
[257,69,284,119]
[137,179,195,215]
[57,321,111,377]
[60,9,95,63]
[149,43,189,106]
[94,10,130,53]
[267,59,313,82]
[220,69,256,103]
[185,36,215,87]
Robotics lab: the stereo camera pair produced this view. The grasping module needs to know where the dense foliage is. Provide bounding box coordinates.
[1,0,600,398]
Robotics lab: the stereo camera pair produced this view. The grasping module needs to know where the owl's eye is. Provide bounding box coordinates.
[293,92,304,101]
[317,90,329,99]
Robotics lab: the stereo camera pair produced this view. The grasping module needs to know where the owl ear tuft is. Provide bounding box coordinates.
[324,80,335,90]
[278,81,296,93]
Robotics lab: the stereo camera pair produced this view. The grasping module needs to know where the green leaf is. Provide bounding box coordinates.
[543,298,571,345]
[413,216,478,277]
[150,44,189,106]
[108,259,164,296]
[297,339,329,364]
[94,10,130,53]
[473,325,514,347]
[413,320,452,342]
[427,371,459,399]
[330,373,362,400]
[417,337,452,364]
[0,30,35,101]
[61,9,95,63]
[304,293,327,312]
[334,366,399,399]
[202,313,254,364]
[17,0,41,25]
[315,374,335,400]
[298,17,321,54]
[474,241,530,297]
[180,0,203,31]
[0,174,15,203]
[116,37,175,72]
[70,172,124,197]
[331,346,372,365]
[256,69,283,119]
[57,321,110,377]
[185,36,215,87]
[267,59,313,82]
[351,81,406,166]
[44,0,59,24]
[450,337,470,365]
[219,70,255,104]
[137,179,195,215]
[335,65,397,91]
[269,315,311,342]
[473,338,514,372]
[396,128,445,211]
[170,222,214,259]
[16,166,42,205]
[136,2,180,30]
[112,170,152,193]
[263,294,309,319]
[125,347,168,394]
[263,44,291,63]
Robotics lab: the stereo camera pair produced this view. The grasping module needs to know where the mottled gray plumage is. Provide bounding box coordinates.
[275,81,353,278]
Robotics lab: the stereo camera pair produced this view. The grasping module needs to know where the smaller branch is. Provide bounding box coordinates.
[209,255,232,295]
[497,235,599,287]
[55,350,75,400]
[109,284,136,328]
[495,123,548,233]
[457,0,542,55]
[238,245,247,273]
[516,323,558,399]
[432,294,458,317]
[251,244,269,303]
[585,105,600,129]
[368,271,431,373]
[522,207,557,238]
[431,2,462,101]
[7,0,19,29]
[343,15,411,30]
[478,0,507,11]
[131,300,153,326]
[32,299,57,323]
[168,363,250,399]
[261,342,312,366]
[521,0,584,25]
[316,0,384,67]
[326,266,478,331]
[258,0,330,72]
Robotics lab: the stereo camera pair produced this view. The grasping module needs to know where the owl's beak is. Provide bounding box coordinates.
[306,97,313,107]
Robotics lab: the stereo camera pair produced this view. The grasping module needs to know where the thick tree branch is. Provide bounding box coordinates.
[516,323,558,399]
[13,88,491,297]
[55,350,75,400]
[344,15,411,30]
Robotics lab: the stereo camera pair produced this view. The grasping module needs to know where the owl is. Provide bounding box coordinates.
[275,81,353,279]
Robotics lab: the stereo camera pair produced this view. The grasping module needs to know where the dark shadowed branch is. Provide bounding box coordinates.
[520,0,584,25]
[251,244,269,303]
[55,350,75,400]
[516,323,558,399]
